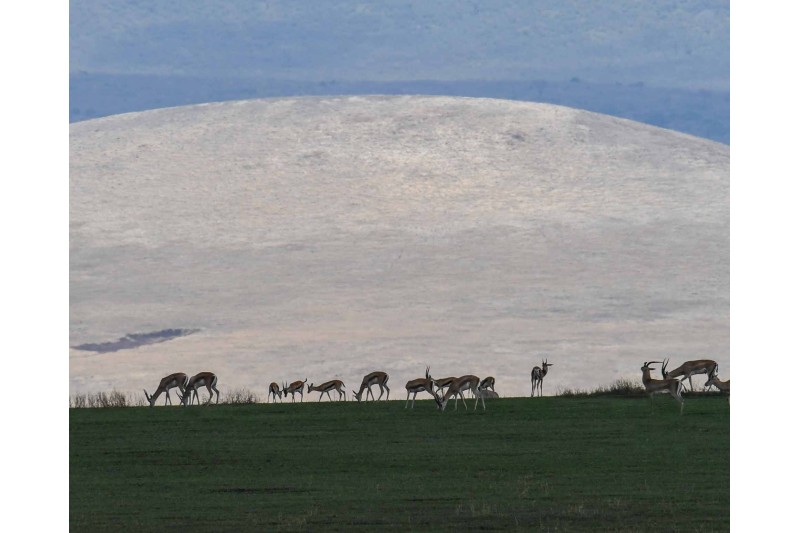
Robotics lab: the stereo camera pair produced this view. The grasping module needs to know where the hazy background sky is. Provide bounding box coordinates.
[70,0,729,142]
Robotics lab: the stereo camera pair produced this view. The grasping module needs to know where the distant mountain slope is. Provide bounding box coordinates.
[69,75,730,143]
[70,96,729,397]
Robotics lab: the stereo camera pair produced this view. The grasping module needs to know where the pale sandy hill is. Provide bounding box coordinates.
[70,96,729,398]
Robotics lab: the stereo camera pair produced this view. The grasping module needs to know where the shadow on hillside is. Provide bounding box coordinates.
[72,328,200,353]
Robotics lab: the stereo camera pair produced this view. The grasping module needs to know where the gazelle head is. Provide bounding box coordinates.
[307,383,313,393]
[177,389,191,406]
[641,361,661,375]
[424,366,444,409]
[543,359,553,369]
[143,389,156,407]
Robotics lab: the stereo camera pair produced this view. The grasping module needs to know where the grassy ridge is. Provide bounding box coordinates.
[70,396,729,531]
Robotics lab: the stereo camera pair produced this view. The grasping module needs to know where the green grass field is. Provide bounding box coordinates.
[70,396,729,531]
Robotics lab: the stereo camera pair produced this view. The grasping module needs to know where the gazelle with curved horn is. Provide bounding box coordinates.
[353,371,390,402]
[661,358,719,391]
[440,375,486,411]
[404,366,442,409]
[307,379,347,401]
[268,382,283,403]
[282,379,307,402]
[180,372,220,406]
[143,372,188,407]
[531,359,553,397]
[641,361,684,414]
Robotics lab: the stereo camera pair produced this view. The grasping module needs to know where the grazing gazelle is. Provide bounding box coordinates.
[434,376,458,396]
[268,382,283,403]
[143,372,188,407]
[282,379,307,402]
[353,371,390,402]
[180,372,220,406]
[404,366,442,409]
[661,358,718,391]
[531,359,553,397]
[641,361,685,414]
[307,380,347,401]
[479,376,495,392]
[705,375,730,394]
[440,375,486,411]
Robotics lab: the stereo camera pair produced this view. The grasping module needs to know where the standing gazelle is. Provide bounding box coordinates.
[143,372,188,407]
[439,375,486,411]
[404,366,442,409]
[268,382,283,403]
[353,371,390,402]
[307,380,347,401]
[180,372,220,406]
[531,360,553,397]
[283,379,307,402]
[661,358,718,391]
[641,361,685,414]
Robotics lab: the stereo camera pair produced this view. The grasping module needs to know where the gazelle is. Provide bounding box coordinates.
[353,371,390,402]
[268,382,283,403]
[641,361,684,414]
[282,379,307,402]
[404,366,442,409]
[440,375,486,411]
[705,375,730,394]
[434,376,458,396]
[307,379,347,401]
[143,372,188,407]
[661,358,719,391]
[531,359,553,397]
[180,372,220,406]
[479,376,495,392]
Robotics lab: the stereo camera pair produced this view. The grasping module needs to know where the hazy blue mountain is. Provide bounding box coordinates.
[70,1,729,140]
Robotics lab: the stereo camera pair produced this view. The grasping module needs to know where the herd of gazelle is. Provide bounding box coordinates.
[640,358,729,414]
[143,358,729,412]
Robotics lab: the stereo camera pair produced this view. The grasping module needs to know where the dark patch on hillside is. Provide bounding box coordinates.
[72,328,200,353]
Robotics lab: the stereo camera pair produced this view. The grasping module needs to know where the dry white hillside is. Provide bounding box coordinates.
[70,96,729,398]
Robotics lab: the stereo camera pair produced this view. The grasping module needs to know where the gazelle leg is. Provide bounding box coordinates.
[405,391,411,408]
[165,390,172,405]
[475,392,485,410]
[411,392,417,408]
